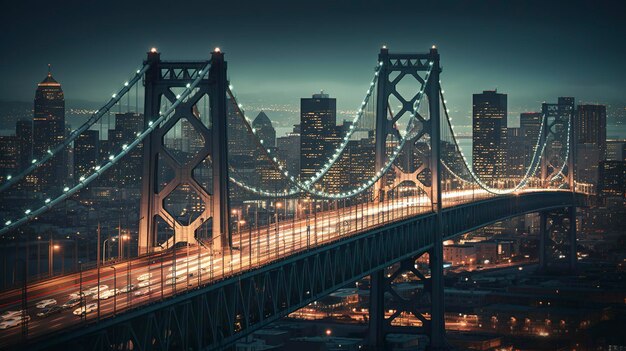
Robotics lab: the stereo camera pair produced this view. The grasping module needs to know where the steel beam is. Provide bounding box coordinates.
[138,49,230,255]
[28,192,584,351]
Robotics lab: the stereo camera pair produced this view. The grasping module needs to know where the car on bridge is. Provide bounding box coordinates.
[0,315,30,330]
[137,273,152,281]
[133,288,150,297]
[84,285,109,296]
[138,280,153,288]
[73,303,98,316]
[36,306,63,318]
[0,310,24,320]
[62,297,82,309]
[96,289,120,300]
[35,299,57,309]
[120,284,136,293]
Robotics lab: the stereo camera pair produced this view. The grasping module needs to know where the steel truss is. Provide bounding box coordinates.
[369,252,434,348]
[139,50,231,254]
[26,192,583,351]
[375,47,440,201]
[540,102,575,188]
[539,207,577,272]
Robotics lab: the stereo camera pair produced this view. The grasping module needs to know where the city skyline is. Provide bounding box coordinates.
[0,2,624,350]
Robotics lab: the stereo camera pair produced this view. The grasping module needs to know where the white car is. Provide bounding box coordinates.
[133,288,150,297]
[85,285,109,296]
[73,303,98,316]
[0,316,30,329]
[61,298,82,309]
[35,299,57,309]
[96,289,120,300]
[165,277,179,285]
[137,273,152,281]
[120,284,136,293]
[0,310,24,320]
[138,280,152,288]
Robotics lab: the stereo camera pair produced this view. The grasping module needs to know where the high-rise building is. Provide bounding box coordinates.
[277,125,301,176]
[108,113,144,187]
[252,111,276,148]
[32,65,66,191]
[74,130,100,182]
[506,127,525,179]
[300,91,338,183]
[176,105,206,159]
[576,104,607,160]
[519,112,542,169]
[0,136,18,182]
[15,119,32,171]
[472,90,507,184]
[227,98,256,168]
[576,143,600,186]
[598,161,625,198]
[606,139,626,161]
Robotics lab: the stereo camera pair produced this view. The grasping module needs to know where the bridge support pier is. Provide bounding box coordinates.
[370,46,447,350]
[368,251,448,350]
[538,207,577,273]
[368,269,385,349]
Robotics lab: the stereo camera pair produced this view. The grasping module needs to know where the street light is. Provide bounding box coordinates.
[239,220,246,271]
[102,238,113,264]
[275,202,282,257]
[49,242,61,276]
[119,234,130,260]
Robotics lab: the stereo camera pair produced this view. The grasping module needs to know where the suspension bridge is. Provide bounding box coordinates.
[0,46,588,350]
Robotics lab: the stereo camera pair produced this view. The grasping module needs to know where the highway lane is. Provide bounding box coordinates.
[0,188,548,347]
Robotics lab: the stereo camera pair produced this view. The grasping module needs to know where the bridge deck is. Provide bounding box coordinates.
[0,190,583,350]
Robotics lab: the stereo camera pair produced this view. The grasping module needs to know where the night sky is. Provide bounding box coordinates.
[2,0,625,123]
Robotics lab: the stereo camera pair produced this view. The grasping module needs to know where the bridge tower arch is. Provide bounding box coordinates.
[371,46,447,350]
[138,49,231,255]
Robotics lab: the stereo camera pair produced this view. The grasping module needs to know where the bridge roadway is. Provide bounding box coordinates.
[0,189,582,349]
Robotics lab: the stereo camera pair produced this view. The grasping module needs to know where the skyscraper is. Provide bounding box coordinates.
[472,90,507,185]
[109,112,144,187]
[32,65,66,191]
[277,125,301,176]
[15,119,32,171]
[598,161,625,199]
[506,127,525,179]
[252,111,276,148]
[576,104,607,160]
[74,130,100,182]
[300,91,338,183]
[606,139,626,161]
[0,136,18,182]
[519,112,543,171]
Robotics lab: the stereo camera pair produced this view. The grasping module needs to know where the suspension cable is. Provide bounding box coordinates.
[0,64,151,193]
[1,62,210,235]
[229,62,434,199]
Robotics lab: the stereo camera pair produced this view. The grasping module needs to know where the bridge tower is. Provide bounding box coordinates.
[371,46,447,350]
[540,98,576,189]
[138,49,231,255]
